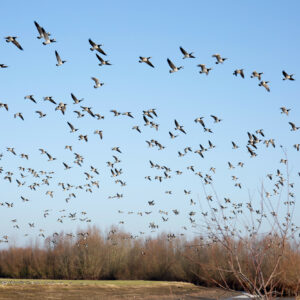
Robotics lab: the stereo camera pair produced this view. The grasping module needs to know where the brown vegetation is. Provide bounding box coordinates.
[0,226,299,297]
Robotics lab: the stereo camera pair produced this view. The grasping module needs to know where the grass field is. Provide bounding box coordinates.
[0,279,240,299]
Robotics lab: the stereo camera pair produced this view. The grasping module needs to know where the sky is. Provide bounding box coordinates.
[0,1,299,246]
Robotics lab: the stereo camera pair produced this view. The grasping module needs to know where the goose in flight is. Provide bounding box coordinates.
[55,51,66,66]
[89,39,106,55]
[55,103,67,115]
[167,58,183,73]
[91,77,104,88]
[289,122,299,131]
[233,69,244,78]
[259,81,270,92]
[169,131,178,139]
[194,117,205,127]
[46,152,56,161]
[251,71,263,81]
[5,36,23,50]
[282,70,295,81]
[122,112,134,118]
[0,64,8,68]
[132,126,141,133]
[63,162,72,170]
[139,57,154,68]
[74,110,84,118]
[24,95,36,103]
[112,147,122,153]
[96,54,111,66]
[0,103,8,110]
[212,54,227,64]
[94,130,103,139]
[35,111,46,118]
[78,134,88,142]
[174,119,186,134]
[43,96,56,104]
[81,106,95,117]
[232,141,239,149]
[211,115,222,123]
[179,47,195,59]
[67,122,78,133]
[7,147,16,155]
[197,64,212,75]
[71,93,83,104]
[280,107,290,115]
[14,112,24,120]
[110,109,121,117]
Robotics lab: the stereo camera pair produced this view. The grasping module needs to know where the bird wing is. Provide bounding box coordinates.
[146,60,154,68]
[55,51,62,63]
[96,53,104,63]
[13,39,23,50]
[180,47,188,55]
[42,27,50,41]
[167,58,176,69]
[34,21,43,36]
[89,39,96,47]
[67,122,74,130]
[282,70,288,77]
[71,93,76,102]
[174,119,179,127]
[91,77,99,84]
[97,46,107,56]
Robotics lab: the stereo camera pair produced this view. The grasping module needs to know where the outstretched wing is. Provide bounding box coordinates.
[146,60,154,68]
[180,47,187,55]
[55,51,62,63]
[91,77,99,84]
[167,58,176,70]
[13,39,23,50]
[96,53,104,63]
[89,38,96,47]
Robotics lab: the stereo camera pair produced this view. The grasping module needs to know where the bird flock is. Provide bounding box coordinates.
[0,20,299,245]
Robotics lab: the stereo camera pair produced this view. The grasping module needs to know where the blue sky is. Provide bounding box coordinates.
[0,1,299,246]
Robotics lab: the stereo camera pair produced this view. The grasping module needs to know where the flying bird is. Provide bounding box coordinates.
[179,47,195,59]
[67,122,78,133]
[96,54,111,66]
[5,36,23,50]
[197,64,212,75]
[55,50,66,66]
[71,93,83,104]
[167,58,183,73]
[212,54,227,64]
[91,77,104,88]
[174,119,186,134]
[24,95,36,103]
[282,70,295,81]
[259,81,270,92]
[251,71,263,81]
[139,57,154,68]
[233,69,244,78]
[289,122,299,131]
[89,39,106,55]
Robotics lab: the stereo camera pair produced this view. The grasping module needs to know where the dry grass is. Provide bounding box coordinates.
[0,279,239,299]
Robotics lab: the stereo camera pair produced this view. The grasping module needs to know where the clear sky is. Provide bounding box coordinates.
[0,0,299,246]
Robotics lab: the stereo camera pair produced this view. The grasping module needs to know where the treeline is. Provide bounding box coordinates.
[0,226,299,296]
